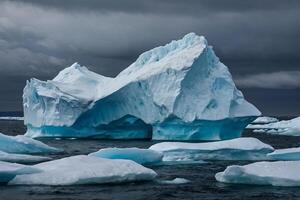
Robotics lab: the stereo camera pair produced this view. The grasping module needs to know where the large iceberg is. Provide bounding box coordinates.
[23,33,260,140]
[0,161,39,183]
[9,155,157,185]
[216,161,300,186]
[149,137,274,161]
[0,132,61,154]
[247,117,300,136]
[0,150,51,164]
[89,148,163,165]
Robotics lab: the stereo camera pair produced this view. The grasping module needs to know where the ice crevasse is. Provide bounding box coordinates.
[23,33,260,140]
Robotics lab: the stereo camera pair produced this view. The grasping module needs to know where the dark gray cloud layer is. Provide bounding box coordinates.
[0,0,299,115]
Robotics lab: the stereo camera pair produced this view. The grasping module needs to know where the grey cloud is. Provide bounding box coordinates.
[9,0,300,15]
[1,0,300,77]
[235,71,300,89]
[0,0,300,114]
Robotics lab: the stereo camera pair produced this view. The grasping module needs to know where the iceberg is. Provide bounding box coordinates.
[0,132,61,154]
[23,33,260,140]
[0,150,51,164]
[267,147,300,160]
[215,161,300,186]
[247,117,300,136]
[149,137,274,161]
[89,148,163,165]
[9,155,157,185]
[0,161,39,183]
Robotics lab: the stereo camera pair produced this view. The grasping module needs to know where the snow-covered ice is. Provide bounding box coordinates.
[9,155,157,185]
[0,132,61,154]
[251,116,278,124]
[149,137,274,161]
[23,33,260,140]
[267,147,300,160]
[247,117,300,136]
[0,150,51,164]
[0,161,39,183]
[216,161,300,186]
[89,148,163,165]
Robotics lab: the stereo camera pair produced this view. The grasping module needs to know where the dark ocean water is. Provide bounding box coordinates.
[1,117,300,200]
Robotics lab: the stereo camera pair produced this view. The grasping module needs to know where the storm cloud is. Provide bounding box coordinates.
[0,0,299,114]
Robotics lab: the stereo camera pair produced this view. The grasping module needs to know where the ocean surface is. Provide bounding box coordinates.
[1,117,300,200]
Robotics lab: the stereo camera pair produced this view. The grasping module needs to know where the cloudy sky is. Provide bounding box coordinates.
[0,0,299,115]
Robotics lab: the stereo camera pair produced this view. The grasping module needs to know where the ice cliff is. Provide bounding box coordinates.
[23,33,260,140]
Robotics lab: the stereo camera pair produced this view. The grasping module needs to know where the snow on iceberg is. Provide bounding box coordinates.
[149,137,274,161]
[0,132,61,154]
[0,150,51,164]
[247,117,300,136]
[267,147,300,160]
[23,33,260,140]
[0,161,39,183]
[89,147,163,165]
[9,155,157,185]
[215,161,300,186]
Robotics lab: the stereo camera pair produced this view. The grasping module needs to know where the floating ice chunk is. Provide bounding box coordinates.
[23,33,260,140]
[149,137,274,161]
[9,155,157,185]
[216,161,300,186]
[0,161,39,183]
[0,117,24,121]
[251,116,278,124]
[158,178,191,184]
[267,147,300,160]
[89,148,163,165]
[0,132,61,154]
[247,117,300,136]
[0,150,51,164]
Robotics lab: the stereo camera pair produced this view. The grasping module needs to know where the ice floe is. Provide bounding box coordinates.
[9,155,157,185]
[0,132,61,154]
[216,161,300,186]
[0,150,51,164]
[149,137,274,161]
[89,147,163,165]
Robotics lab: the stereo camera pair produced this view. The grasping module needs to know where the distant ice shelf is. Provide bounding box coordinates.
[23,33,260,140]
[0,117,24,121]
